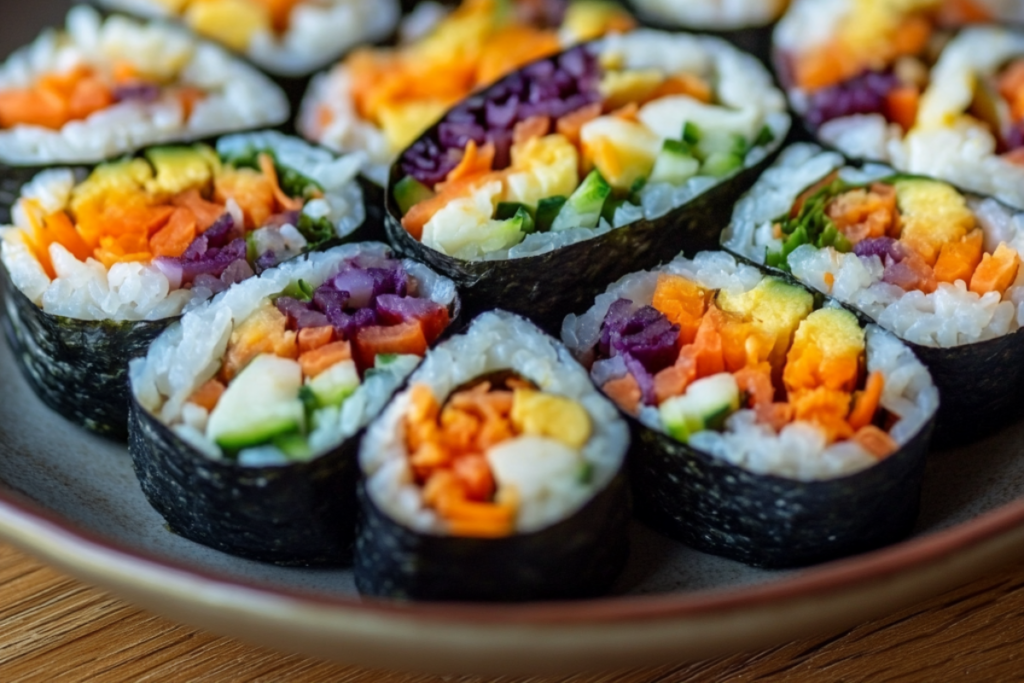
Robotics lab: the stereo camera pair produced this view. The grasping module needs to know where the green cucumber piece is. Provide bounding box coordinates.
[273,432,314,461]
[207,356,305,452]
[701,151,744,178]
[306,359,360,409]
[393,176,435,215]
[551,170,612,231]
[535,196,568,232]
[682,121,701,146]
[649,139,700,185]
[659,373,740,443]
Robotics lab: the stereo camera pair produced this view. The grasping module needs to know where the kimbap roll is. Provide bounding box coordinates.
[385,30,789,329]
[95,0,400,77]
[561,251,938,567]
[299,0,636,187]
[1,130,364,438]
[775,0,1024,208]
[356,310,629,601]
[128,242,459,565]
[0,6,288,168]
[629,0,789,29]
[723,143,1024,439]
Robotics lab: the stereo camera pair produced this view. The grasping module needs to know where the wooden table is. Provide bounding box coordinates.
[0,543,1021,681]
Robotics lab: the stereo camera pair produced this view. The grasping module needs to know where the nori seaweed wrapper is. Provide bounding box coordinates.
[629,413,935,568]
[355,469,630,601]
[385,37,789,333]
[1,264,174,440]
[129,398,360,565]
[127,243,461,565]
[564,252,940,568]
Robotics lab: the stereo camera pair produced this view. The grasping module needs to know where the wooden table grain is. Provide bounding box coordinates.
[0,543,1021,682]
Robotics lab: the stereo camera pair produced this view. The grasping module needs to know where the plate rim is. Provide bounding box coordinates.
[1,475,1022,626]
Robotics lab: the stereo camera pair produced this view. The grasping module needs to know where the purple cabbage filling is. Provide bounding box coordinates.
[597,299,680,406]
[274,257,446,343]
[400,45,602,186]
[805,70,900,129]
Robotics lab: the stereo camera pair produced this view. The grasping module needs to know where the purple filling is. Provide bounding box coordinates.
[399,45,602,186]
[273,257,436,344]
[113,83,160,103]
[854,237,906,263]
[805,70,900,129]
[597,299,680,405]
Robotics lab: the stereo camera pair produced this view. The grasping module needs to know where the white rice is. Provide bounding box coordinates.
[0,6,289,165]
[561,250,939,481]
[0,130,365,323]
[631,0,788,29]
[775,2,1024,210]
[97,0,399,77]
[130,241,458,465]
[360,310,629,535]
[722,143,1024,348]
[299,28,789,192]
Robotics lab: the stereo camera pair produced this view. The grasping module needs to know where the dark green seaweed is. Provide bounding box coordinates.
[385,152,783,335]
[129,398,361,566]
[629,412,935,569]
[1,264,173,440]
[354,469,631,601]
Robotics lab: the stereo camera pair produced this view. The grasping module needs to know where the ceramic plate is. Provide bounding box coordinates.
[3,1,1024,676]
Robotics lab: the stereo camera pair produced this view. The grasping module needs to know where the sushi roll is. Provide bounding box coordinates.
[775,0,1024,208]
[298,0,637,188]
[356,310,629,601]
[1,130,364,439]
[384,30,790,330]
[723,143,1024,440]
[0,6,288,170]
[561,251,938,568]
[128,242,459,565]
[625,0,789,65]
[93,0,400,78]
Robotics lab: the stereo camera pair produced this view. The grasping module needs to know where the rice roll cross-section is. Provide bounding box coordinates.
[1,130,365,439]
[775,0,1024,209]
[385,30,789,329]
[562,251,938,567]
[128,242,459,565]
[356,310,630,601]
[95,0,400,77]
[0,6,288,169]
[629,0,789,29]
[298,0,637,188]
[724,143,1024,439]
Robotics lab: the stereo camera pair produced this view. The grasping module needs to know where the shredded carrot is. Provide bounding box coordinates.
[823,272,835,292]
[297,326,335,354]
[176,87,205,121]
[849,371,885,431]
[610,101,639,122]
[353,321,428,372]
[188,379,226,412]
[258,153,305,213]
[172,189,225,232]
[443,140,496,186]
[452,453,495,502]
[556,102,602,147]
[298,340,352,378]
[149,207,197,258]
[854,425,898,459]
[884,86,920,131]
[512,116,551,146]
[647,73,712,104]
[934,230,984,285]
[603,373,642,415]
[692,305,726,378]
[969,243,1021,296]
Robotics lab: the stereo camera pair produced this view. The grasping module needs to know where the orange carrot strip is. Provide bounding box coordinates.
[452,453,495,502]
[43,210,91,262]
[884,86,919,131]
[149,207,197,259]
[603,374,641,415]
[444,140,496,185]
[969,243,1021,296]
[353,322,428,372]
[258,153,305,212]
[934,230,984,285]
[556,103,602,147]
[854,425,898,459]
[188,379,226,412]
[848,371,885,431]
[512,116,550,146]
[297,326,335,354]
[172,189,225,232]
[299,340,352,378]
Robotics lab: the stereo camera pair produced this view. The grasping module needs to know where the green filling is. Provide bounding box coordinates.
[297,213,335,249]
[535,196,568,232]
[768,177,857,272]
[394,175,435,214]
[222,148,324,201]
[551,170,612,231]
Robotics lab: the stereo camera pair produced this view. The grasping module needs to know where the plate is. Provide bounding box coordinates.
[3,1,1024,676]
[2,319,1024,675]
